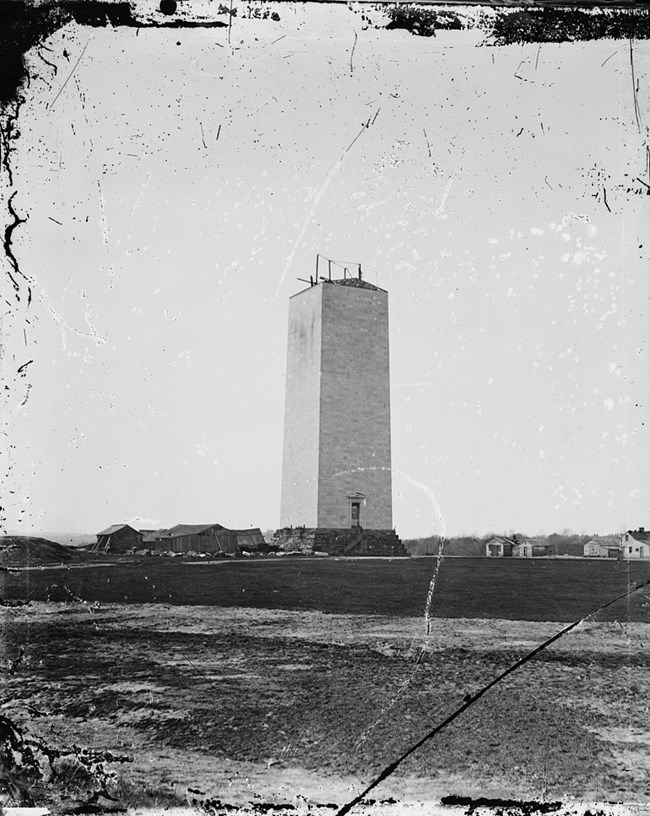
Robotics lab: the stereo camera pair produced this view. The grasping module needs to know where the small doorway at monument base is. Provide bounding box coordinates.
[347,492,366,529]
[351,501,361,528]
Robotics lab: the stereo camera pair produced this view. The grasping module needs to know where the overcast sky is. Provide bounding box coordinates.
[5,6,649,538]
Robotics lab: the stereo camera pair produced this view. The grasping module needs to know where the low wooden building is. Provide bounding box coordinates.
[485,536,516,557]
[583,536,620,558]
[93,524,144,554]
[231,528,265,551]
[512,539,534,558]
[512,537,554,558]
[147,523,238,555]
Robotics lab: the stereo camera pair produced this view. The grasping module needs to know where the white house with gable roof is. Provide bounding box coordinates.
[620,527,650,559]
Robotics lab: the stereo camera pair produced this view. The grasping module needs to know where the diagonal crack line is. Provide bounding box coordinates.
[335,576,650,816]
[178,650,223,696]
[4,191,30,304]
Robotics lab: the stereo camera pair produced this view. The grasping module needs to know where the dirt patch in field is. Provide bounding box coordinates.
[1,603,650,812]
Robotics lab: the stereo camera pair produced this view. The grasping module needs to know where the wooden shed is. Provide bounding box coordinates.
[149,523,238,555]
[93,524,144,554]
[232,528,265,551]
[512,536,554,558]
[583,537,620,558]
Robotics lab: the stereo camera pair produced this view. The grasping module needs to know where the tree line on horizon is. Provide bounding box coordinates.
[403,532,619,557]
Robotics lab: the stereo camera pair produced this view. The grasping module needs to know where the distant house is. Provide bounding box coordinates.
[512,536,554,558]
[485,536,516,557]
[93,524,144,554]
[621,527,650,560]
[231,528,265,551]
[512,539,534,558]
[147,523,238,555]
[583,536,620,558]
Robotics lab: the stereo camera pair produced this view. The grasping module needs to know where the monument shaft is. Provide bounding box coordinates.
[280,278,393,531]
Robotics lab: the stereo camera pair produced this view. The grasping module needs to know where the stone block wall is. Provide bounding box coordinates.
[317,283,393,529]
[280,286,322,527]
[274,527,408,557]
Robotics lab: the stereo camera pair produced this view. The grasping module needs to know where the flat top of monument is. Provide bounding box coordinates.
[328,278,386,293]
[291,276,387,298]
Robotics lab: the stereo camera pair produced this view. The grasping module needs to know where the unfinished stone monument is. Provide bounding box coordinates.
[276,257,406,556]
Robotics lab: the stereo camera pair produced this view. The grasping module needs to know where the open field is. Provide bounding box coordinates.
[2,557,650,622]
[2,558,650,814]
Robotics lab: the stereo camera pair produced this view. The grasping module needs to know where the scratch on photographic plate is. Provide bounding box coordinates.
[97,180,110,245]
[47,36,92,111]
[274,112,379,299]
[2,3,650,814]
[39,289,106,346]
[133,173,151,211]
[336,575,650,816]
[333,465,447,748]
[435,177,453,220]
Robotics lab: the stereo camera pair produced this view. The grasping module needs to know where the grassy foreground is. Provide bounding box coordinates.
[2,556,650,622]
[2,558,650,813]
[2,603,650,812]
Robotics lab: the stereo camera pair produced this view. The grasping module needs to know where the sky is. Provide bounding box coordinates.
[3,4,649,539]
